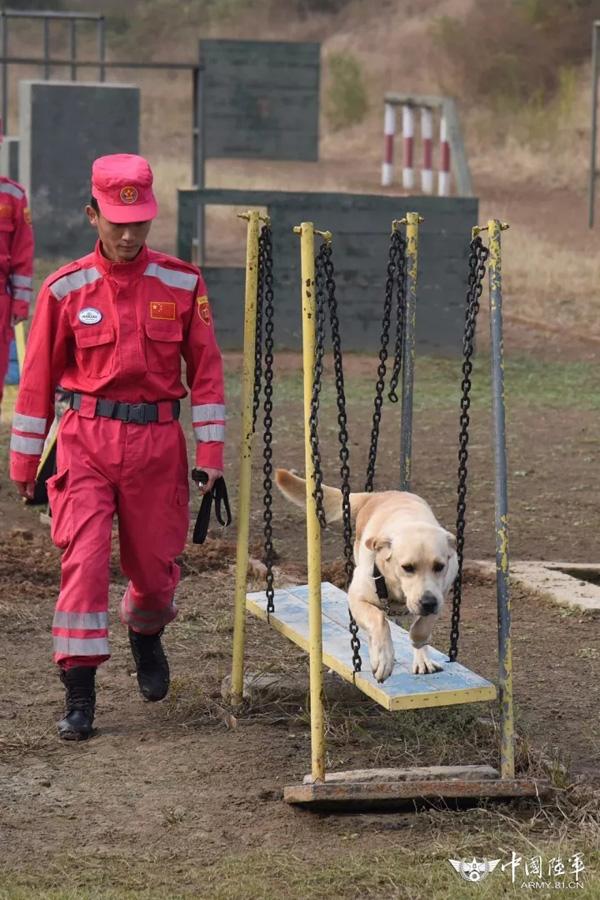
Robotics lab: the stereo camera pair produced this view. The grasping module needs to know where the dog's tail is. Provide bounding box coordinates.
[275,468,372,524]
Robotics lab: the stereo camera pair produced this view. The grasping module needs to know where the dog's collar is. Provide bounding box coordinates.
[372,562,389,601]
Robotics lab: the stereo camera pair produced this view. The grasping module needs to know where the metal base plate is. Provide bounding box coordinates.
[284,770,551,810]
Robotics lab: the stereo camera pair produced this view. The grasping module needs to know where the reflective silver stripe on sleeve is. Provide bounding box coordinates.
[53,636,110,655]
[12,412,46,434]
[10,434,44,454]
[0,182,24,200]
[50,267,102,301]
[144,263,197,291]
[53,611,109,630]
[192,403,226,422]
[12,289,31,302]
[11,274,33,288]
[194,424,225,442]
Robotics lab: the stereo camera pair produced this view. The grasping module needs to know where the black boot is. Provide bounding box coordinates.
[58,666,96,741]
[129,627,170,702]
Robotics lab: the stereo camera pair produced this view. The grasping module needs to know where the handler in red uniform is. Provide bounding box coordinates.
[0,175,34,406]
[10,154,225,741]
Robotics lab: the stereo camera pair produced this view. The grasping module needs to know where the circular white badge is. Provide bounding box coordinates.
[78,307,103,325]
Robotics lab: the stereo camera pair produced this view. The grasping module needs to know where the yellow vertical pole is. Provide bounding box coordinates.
[14,321,26,373]
[230,210,261,705]
[294,221,326,783]
[487,218,514,780]
[399,211,423,491]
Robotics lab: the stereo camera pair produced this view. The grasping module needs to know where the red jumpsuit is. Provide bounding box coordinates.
[0,177,34,403]
[10,241,225,668]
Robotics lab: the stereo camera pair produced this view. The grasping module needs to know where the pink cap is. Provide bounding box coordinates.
[91,153,158,223]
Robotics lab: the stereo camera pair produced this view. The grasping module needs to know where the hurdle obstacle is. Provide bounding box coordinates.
[381,93,472,197]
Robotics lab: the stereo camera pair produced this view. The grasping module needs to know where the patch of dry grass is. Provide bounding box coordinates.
[502,230,600,335]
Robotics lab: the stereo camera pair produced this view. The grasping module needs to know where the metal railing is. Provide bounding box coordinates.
[0,9,108,128]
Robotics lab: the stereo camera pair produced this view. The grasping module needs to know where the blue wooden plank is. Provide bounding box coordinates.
[246,582,496,709]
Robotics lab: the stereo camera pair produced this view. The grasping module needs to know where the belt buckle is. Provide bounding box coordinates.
[127,403,147,425]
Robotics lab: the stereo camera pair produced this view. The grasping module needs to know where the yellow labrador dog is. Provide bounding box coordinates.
[275,469,458,683]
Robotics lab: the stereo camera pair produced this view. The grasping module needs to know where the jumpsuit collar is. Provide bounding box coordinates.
[93,239,149,280]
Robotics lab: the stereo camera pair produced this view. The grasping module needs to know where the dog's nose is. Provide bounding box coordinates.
[420,592,438,616]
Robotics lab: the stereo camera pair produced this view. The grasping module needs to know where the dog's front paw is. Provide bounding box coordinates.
[370,630,395,683]
[412,647,443,675]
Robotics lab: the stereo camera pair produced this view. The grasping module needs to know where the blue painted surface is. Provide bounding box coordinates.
[247,582,495,701]
[6,340,19,384]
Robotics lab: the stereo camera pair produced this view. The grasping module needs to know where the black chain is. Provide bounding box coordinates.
[252,230,265,433]
[310,245,327,528]
[448,235,489,661]
[256,224,276,617]
[310,241,362,673]
[365,228,406,491]
[388,232,407,404]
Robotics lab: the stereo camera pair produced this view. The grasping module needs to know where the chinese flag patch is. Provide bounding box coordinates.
[150,301,176,320]
[196,295,211,326]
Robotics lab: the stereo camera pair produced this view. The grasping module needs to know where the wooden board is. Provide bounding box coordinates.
[284,776,551,809]
[246,582,496,711]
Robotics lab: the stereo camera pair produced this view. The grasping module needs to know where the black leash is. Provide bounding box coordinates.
[191,468,232,544]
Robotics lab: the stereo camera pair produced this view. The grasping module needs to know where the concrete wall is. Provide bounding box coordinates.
[178,188,478,355]
[19,81,140,258]
[201,39,320,162]
[0,138,19,182]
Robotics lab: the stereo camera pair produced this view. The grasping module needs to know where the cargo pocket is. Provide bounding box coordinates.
[74,326,115,379]
[144,319,183,374]
[46,468,72,550]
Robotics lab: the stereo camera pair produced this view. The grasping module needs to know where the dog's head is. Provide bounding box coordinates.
[365,525,458,617]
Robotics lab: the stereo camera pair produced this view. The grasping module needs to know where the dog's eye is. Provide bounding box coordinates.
[402,564,415,574]
[433,561,445,573]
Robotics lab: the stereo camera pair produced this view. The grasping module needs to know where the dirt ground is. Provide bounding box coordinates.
[1,301,600,897]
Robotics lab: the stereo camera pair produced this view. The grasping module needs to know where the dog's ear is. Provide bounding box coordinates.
[444,530,456,550]
[365,536,393,560]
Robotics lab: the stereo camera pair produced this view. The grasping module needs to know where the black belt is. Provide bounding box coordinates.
[67,391,180,425]
[191,468,232,544]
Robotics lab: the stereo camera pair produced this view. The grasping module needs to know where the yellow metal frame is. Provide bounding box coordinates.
[230,210,263,705]
[293,221,327,781]
[230,211,515,795]
[487,218,514,780]
[14,321,26,372]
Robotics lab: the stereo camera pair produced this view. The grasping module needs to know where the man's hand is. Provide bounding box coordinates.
[197,468,223,496]
[11,311,27,326]
[14,480,35,501]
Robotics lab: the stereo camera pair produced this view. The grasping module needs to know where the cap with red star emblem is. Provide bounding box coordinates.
[91,154,158,223]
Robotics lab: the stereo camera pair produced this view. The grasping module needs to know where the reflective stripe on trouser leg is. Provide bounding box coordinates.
[117,420,189,635]
[51,414,116,665]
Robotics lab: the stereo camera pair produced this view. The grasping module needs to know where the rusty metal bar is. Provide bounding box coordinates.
[487,218,514,780]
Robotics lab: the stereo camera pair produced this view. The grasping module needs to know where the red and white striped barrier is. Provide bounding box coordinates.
[381,102,452,196]
[421,107,433,194]
[381,103,395,187]
[402,105,415,190]
[438,112,451,196]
